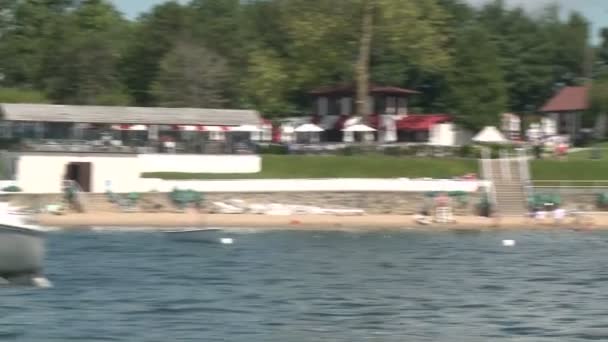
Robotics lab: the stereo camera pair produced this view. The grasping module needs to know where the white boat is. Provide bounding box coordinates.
[164,228,232,244]
[0,203,47,285]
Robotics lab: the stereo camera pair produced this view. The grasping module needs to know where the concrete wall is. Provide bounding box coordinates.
[137,178,490,193]
[3,191,483,216]
[15,153,140,193]
[13,153,262,193]
[138,154,261,174]
[202,191,481,215]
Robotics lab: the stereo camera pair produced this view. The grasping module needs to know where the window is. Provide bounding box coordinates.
[44,122,73,140]
[386,97,397,114]
[0,122,11,138]
[210,131,225,141]
[317,97,328,116]
[397,98,407,114]
[328,98,340,116]
[340,97,352,116]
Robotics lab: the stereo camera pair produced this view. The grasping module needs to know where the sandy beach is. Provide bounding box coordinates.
[34,211,607,231]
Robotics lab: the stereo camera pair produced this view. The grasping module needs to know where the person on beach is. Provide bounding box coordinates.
[534,208,546,224]
[553,207,566,226]
[570,205,594,229]
[414,201,432,225]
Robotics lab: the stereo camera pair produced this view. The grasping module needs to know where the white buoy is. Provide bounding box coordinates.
[220,238,234,245]
[502,239,516,247]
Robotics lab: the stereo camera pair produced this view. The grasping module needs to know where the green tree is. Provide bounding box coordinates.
[279,0,450,121]
[40,0,131,105]
[152,41,230,108]
[0,87,48,103]
[447,26,507,129]
[121,1,191,106]
[242,49,292,116]
[0,0,74,87]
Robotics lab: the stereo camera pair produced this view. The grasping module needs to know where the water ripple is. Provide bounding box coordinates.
[2,230,608,341]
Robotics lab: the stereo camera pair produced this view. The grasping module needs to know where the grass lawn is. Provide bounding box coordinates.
[143,155,478,180]
[143,154,608,181]
[531,159,608,181]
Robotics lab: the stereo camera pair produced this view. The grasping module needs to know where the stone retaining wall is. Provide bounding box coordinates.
[1,191,482,216]
[531,188,603,210]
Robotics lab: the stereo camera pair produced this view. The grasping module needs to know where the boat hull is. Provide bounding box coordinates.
[165,228,228,243]
[0,225,45,278]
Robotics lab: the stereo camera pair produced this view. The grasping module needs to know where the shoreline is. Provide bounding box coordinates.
[34,212,604,232]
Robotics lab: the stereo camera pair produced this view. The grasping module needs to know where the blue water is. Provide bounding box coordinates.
[2,229,608,341]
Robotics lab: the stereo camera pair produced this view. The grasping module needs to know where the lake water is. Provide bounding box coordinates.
[2,228,608,341]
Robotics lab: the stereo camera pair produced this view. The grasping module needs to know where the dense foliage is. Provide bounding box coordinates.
[0,0,598,129]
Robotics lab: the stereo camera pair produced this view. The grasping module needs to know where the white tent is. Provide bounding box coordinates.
[295,123,324,132]
[342,124,376,132]
[294,123,323,143]
[473,126,508,144]
[342,124,376,143]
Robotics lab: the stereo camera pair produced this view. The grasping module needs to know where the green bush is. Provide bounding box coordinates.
[2,185,21,192]
[383,146,400,156]
[258,144,288,155]
[341,146,363,156]
[458,145,474,158]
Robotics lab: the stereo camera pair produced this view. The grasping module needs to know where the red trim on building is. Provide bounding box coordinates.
[333,115,351,130]
[396,114,451,131]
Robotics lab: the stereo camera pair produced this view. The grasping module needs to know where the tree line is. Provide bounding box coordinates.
[0,0,600,129]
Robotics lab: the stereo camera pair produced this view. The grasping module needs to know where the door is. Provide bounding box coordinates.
[65,162,92,192]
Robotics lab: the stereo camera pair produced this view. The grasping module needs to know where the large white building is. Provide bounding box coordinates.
[0,104,263,193]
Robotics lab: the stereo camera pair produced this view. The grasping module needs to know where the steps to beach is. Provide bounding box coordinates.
[481,154,530,217]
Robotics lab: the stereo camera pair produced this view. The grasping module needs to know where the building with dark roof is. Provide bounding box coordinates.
[539,85,589,138]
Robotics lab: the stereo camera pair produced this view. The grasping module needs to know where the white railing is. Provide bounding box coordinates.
[479,147,498,208]
[499,149,511,182]
[517,147,533,201]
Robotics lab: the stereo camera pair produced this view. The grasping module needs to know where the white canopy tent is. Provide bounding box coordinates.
[342,124,376,132]
[295,123,324,133]
[294,123,324,143]
[342,124,376,143]
[473,126,508,144]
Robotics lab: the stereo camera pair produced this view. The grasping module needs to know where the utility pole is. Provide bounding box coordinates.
[355,0,374,125]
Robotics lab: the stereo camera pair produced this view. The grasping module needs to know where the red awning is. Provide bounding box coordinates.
[396,115,451,131]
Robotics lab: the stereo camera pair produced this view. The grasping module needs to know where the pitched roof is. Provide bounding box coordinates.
[540,86,589,112]
[396,114,452,131]
[310,83,420,96]
[0,103,261,126]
